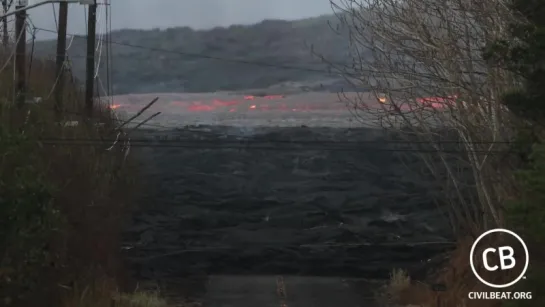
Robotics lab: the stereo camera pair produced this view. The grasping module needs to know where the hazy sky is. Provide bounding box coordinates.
[22,0,335,40]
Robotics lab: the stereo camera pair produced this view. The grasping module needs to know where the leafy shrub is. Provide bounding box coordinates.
[507,143,545,242]
[0,127,60,302]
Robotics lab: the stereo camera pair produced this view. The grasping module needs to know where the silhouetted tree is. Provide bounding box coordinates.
[485,0,545,124]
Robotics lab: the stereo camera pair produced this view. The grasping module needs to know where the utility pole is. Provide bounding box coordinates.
[84,0,97,117]
[1,0,8,46]
[0,1,84,48]
[15,0,27,107]
[54,1,68,115]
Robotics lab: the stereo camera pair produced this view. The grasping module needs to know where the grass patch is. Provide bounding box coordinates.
[384,268,411,302]
[62,277,169,307]
[383,236,537,306]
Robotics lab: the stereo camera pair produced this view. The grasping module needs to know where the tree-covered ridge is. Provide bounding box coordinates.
[34,14,354,94]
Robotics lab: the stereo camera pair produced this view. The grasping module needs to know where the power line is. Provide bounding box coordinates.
[19,28,524,152]
[127,240,456,262]
[35,103,184,130]
[33,104,536,146]
[105,0,112,98]
[30,104,529,149]
[33,107,532,147]
[32,140,520,154]
[25,105,529,146]
[33,136,523,145]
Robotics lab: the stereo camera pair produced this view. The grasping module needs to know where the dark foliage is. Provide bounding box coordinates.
[484,0,545,123]
[486,1,545,305]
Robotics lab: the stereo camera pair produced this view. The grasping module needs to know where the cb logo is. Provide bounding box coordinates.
[470,228,529,288]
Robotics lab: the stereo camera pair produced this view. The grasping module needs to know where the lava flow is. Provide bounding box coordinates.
[109,93,458,112]
[110,94,338,112]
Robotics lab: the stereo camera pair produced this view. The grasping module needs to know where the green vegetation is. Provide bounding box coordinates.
[485,0,545,242]
[33,15,351,94]
[336,0,545,304]
[2,13,351,306]
[0,53,145,306]
[485,0,545,305]
[62,277,169,307]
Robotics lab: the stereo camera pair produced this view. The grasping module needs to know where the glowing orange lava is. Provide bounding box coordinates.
[109,93,455,113]
[264,95,284,99]
[188,104,214,111]
[416,95,458,108]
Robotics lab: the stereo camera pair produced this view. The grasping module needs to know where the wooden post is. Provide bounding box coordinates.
[85,0,97,117]
[54,1,69,115]
[1,0,8,46]
[15,0,27,107]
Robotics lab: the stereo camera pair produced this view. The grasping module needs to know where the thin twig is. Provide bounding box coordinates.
[116,97,159,130]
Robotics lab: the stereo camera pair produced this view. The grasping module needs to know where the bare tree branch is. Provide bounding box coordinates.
[322,0,524,233]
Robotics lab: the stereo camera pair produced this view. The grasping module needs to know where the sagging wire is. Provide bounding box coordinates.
[105,124,131,166]
[106,127,131,166]
[22,23,38,134]
[129,112,161,132]
[27,18,76,101]
[45,61,66,100]
[116,97,159,130]
[66,34,75,49]
[51,2,58,30]
[10,19,26,105]
[105,130,121,151]
[83,4,87,32]
[106,101,161,162]
[0,20,22,76]
[98,0,130,159]
[109,98,160,160]
[26,24,37,84]
[93,2,105,79]
[122,136,130,164]
[106,0,112,98]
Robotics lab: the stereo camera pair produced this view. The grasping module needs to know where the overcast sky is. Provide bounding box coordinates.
[22,0,335,40]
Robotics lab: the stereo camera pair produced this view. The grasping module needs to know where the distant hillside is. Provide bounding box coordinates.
[34,14,357,94]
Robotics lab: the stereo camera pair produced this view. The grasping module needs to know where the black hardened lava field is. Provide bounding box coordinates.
[122,125,464,282]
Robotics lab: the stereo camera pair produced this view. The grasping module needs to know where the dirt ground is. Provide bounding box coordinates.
[202,275,381,307]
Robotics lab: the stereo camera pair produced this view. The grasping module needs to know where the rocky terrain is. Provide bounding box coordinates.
[122,124,462,285]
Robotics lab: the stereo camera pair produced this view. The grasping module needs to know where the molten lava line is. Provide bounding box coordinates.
[110,94,458,113]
